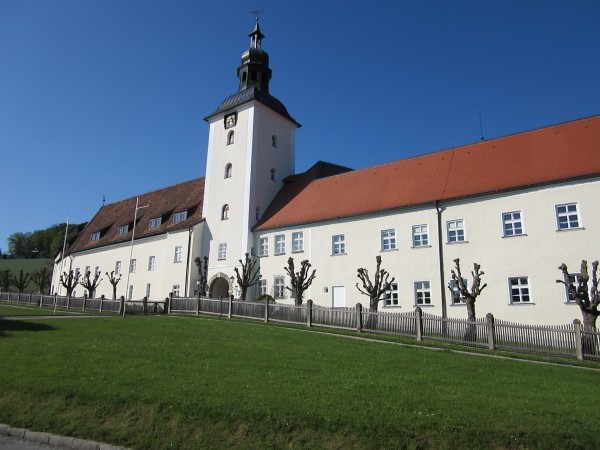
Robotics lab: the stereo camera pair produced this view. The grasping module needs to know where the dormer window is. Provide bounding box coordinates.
[224,163,232,179]
[173,211,188,224]
[222,204,229,220]
[90,232,101,242]
[227,130,234,145]
[117,225,129,235]
[271,135,278,148]
[149,217,162,229]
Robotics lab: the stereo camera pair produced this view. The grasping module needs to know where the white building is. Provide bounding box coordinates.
[53,20,600,325]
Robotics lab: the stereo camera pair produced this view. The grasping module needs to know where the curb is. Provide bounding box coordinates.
[0,424,132,450]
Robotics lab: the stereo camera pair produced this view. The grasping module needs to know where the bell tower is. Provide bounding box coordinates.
[201,19,300,294]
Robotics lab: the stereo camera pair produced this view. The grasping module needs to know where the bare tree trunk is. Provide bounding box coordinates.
[464,299,477,342]
[240,286,248,301]
[582,311,598,355]
[364,297,379,330]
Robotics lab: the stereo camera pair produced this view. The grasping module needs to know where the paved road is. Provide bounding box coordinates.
[0,434,68,450]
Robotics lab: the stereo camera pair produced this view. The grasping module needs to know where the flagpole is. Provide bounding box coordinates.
[55,215,69,313]
[124,197,148,317]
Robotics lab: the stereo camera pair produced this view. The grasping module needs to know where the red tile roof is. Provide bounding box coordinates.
[69,178,205,254]
[256,115,600,231]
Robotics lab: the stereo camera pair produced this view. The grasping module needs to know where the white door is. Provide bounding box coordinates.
[332,286,346,308]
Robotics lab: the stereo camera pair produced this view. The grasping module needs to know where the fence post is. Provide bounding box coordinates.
[573,319,583,360]
[167,293,173,314]
[28,292,32,305]
[356,303,363,333]
[119,296,125,316]
[228,296,233,319]
[82,293,87,312]
[53,293,57,310]
[415,307,423,341]
[100,295,104,313]
[143,296,148,315]
[486,313,496,350]
[264,298,269,323]
[306,299,313,327]
[196,292,201,316]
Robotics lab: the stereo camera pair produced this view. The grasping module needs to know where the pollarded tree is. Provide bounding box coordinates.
[12,270,31,293]
[81,270,103,298]
[285,257,316,306]
[59,270,80,298]
[234,253,261,301]
[194,256,209,296]
[31,267,52,294]
[449,258,487,322]
[106,271,122,300]
[557,260,599,332]
[0,269,12,292]
[356,256,395,313]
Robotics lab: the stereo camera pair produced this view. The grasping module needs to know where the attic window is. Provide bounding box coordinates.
[149,217,162,229]
[173,211,188,224]
[117,225,129,235]
[90,232,101,242]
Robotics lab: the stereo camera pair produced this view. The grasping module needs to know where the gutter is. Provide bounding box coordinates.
[435,200,447,319]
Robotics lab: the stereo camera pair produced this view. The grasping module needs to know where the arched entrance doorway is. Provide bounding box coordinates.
[209,274,230,299]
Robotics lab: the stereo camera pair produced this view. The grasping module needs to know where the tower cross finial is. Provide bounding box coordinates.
[250,9,264,20]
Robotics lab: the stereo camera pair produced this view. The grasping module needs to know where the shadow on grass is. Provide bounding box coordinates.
[0,319,56,337]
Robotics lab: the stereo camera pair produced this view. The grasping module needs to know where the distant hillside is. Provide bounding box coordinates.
[0,259,53,293]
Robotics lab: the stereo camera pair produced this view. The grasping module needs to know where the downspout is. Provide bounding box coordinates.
[435,200,447,319]
[184,226,193,297]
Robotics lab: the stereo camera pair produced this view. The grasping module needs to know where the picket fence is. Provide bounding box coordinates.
[2,291,599,361]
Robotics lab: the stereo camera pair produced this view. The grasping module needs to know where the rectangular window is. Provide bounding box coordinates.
[556,203,580,230]
[115,261,122,275]
[95,266,100,276]
[258,237,269,257]
[274,234,286,254]
[414,281,431,305]
[412,224,429,247]
[447,219,465,243]
[85,266,90,276]
[509,277,531,304]
[174,246,183,263]
[75,268,80,276]
[129,259,137,273]
[128,285,134,300]
[384,282,399,306]
[274,277,285,299]
[258,279,267,296]
[218,243,227,260]
[173,211,187,223]
[117,225,129,235]
[332,234,346,255]
[449,278,467,304]
[564,273,581,303]
[292,231,304,252]
[172,284,180,297]
[381,229,396,251]
[149,217,162,228]
[90,232,100,242]
[148,256,155,271]
[502,211,523,237]
[145,283,151,298]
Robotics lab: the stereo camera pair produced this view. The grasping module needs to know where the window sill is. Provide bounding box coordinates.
[446,241,468,245]
[411,245,432,249]
[331,253,347,256]
[450,303,466,307]
[382,305,401,309]
[564,302,578,305]
[556,227,585,232]
[509,302,535,306]
[291,250,304,254]
[258,254,268,258]
[502,233,527,238]
[380,248,398,253]
[415,304,434,308]
[274,252,286,256]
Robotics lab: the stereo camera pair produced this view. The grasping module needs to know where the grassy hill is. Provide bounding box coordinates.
[0,258,53,292]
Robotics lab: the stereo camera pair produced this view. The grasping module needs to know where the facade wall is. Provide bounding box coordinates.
[254,178,599,325]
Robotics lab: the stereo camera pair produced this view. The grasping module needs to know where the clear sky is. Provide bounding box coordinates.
[1,0,599,254]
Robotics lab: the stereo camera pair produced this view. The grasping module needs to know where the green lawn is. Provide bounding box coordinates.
[0,315,598,449]
[0,304,84,317]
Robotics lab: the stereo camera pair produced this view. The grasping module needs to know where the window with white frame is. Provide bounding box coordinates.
[258,237,268,256]
[222,204,229,220]
[117,225,129,235]
[274,277,285,298]
[172,284,180,297]
[563,273,582,303]
[224,163,232,179]
[381,229,396,251]
[384,282,399,306]
[258,279,267,296]
[145,283,151,298]
[555,203,580,230]
[149,217,161,228]
[218,242,227,260]
[129,259,136,273]
[414,281,432,305]
[128,285,134,300]
[292,231,304,252]
[173,211,187,223]
[90,232,100,242]
[148,256,155,271]
[449,278,467,304]
[274,234,285,254]
[95,266,100,277]
[332,234,346,255]
[502,211,523,237]
[174,246,183,263]
[509,277,531,304]
[115,261,122,274]
[447,219,465,243]
[85,266,90,276]
[412,224,429,247]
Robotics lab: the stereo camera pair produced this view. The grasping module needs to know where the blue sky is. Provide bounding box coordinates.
[1,0,599,254]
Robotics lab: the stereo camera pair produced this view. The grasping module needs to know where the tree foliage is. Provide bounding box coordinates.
[557,260,599,332]
[234,253,261,301]
[12,270,31,293]
[106,271,122,300]
[81,270,103,298]
[31,267,52,294]
[285,257,316,306]
[0,269,12,292]
[356,256,394,312]
[7,223,83,258]
[194,256,209,296]
[449,258,487,321]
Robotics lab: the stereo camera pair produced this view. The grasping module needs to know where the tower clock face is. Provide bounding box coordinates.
[225,113,237,129]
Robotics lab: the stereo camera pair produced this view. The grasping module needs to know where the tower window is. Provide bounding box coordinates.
[270,168,276,181]
[271,135,278,148]
[224,163,232,179]
[242,72,247,83]
[222,204,229,220]
[227,130,234,145]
